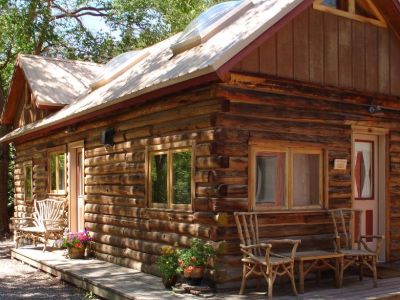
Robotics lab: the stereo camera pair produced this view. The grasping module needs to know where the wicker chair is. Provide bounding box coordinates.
[330,208,384,287]
[12,197,66,252]
[234,212,300,299]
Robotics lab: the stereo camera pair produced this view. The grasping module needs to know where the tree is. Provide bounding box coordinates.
[0,0,221,230]
[0,0,220,97]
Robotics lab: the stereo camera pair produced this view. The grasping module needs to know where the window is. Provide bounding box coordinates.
[313,0,386,28]
[49,150,66,194]
[24,162,32,201]
[149,148,193,209]
[250,144,324,210]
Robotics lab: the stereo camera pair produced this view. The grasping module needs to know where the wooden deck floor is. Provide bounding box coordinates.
[11,245,400,300]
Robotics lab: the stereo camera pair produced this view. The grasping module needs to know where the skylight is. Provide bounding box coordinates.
[170,0,254,56]
[90,50,149,90]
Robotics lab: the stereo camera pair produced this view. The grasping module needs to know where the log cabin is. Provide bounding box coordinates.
[2,0,400,289]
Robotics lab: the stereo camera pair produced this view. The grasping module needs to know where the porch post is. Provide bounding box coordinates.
[0,125,10,235]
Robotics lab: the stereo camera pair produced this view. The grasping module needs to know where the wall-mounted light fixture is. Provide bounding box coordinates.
[100,127,115,147]
[368,105,382,114]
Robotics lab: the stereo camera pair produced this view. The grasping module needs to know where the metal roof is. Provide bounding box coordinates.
[0,0,304,142]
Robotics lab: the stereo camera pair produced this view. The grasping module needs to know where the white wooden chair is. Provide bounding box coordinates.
[330,208,384,287]
[234,212,300,299]
[12,197,66,251]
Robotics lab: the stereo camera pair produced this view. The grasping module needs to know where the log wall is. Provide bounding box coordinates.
[210,75,400,287]
[13,86,232,277]
[234,7,400,97]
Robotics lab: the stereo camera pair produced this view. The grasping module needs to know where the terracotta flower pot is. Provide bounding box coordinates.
[183,266,205,286]
[68,246,85,259]
[162,275,177,289]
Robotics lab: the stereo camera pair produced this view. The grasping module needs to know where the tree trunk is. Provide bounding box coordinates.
[0,126,10,234]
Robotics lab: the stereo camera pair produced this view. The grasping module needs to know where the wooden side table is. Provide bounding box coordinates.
[294,250,344,294]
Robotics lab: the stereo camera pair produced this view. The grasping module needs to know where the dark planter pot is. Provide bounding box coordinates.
[162,275,177,289]
[183,266,204,286]
[68,247,85,259]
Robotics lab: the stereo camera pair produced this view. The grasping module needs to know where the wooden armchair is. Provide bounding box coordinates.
[329,208,384,287]
[234,212,300,299]
[12,198,67,252]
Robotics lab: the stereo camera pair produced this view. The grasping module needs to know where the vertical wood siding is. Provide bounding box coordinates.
[234,7,400,97]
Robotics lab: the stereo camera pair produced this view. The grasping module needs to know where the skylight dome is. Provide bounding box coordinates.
[171,0,253,55]
[90,50,149,90]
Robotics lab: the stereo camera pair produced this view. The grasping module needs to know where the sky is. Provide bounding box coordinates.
[81,15,121,39]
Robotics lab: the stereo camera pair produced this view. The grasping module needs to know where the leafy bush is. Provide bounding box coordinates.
[157,246,179,279]
[177,238,217,272]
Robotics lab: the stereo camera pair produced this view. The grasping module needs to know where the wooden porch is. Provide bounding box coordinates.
[11,245,400,300]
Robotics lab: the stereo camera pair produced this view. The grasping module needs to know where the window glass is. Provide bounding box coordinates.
[354,141,373,199]
[293,153,320,206]
[252,146,323,210]
[50,154,57,191]
[58,153,65,191]
[322,0,347,10]
[172,151,192,205]
[151,153,168,204]
[24,165,32,200]
[49,152,66,193]
[255,153,285,206]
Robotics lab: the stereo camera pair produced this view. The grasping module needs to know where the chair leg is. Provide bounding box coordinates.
[372,257,378,288]
[43,234,48,252]
[289,263,298,296]
[359,263,363,281]
[239,264,247,295]
[267,267,275,300]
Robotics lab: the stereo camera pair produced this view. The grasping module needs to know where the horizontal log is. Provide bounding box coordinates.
[85,204,142,218]
[84,194,145,207]
[85,173,145,185]
[196,156,229,169]
[85,163,144,175]
[85,184,144,197]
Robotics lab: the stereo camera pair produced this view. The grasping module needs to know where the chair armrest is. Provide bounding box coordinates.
[359,235,385,254]
[360,235,384,240]
[10,217,34,221]
[43,219,66,229]
[265,239,301,260]
[10,217,34,228]
[240,243,272,250]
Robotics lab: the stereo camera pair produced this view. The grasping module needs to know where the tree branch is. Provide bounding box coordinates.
[51,4,111,20]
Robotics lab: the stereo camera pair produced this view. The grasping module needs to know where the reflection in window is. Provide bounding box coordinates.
[151,153,168,204]
[255,153,285,206]
[293,153,320,206]
[49,152,66,193]
[172,151,192,205]
[24,164,32,201]
[149,148,192,208]
[252,146,323,209]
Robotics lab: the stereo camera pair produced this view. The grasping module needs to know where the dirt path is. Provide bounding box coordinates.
[0,237,96,299]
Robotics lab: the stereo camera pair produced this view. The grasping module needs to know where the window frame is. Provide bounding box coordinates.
[23,161,33,201]
[313,0,387,28]
[48,146,67,195]
[249,143,325,211]
[147,146,194,211]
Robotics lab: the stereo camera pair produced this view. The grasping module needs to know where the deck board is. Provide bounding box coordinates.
[11,246,400,300]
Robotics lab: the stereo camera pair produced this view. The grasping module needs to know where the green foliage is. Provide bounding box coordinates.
[157,245,179,279]
[177,239,217,272]
[0,0,221,96]
[173,151,191,204]
[151,153,168,204]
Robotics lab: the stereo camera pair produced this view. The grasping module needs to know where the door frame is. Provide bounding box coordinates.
[351,126,389,261]
[68,140,85,232]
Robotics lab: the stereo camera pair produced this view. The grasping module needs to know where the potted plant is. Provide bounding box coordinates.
[157,245,179,288]
[177,239,217,286]
[60,228,93,259]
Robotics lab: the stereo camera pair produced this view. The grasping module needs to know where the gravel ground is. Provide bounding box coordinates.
[0,236,98,300]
